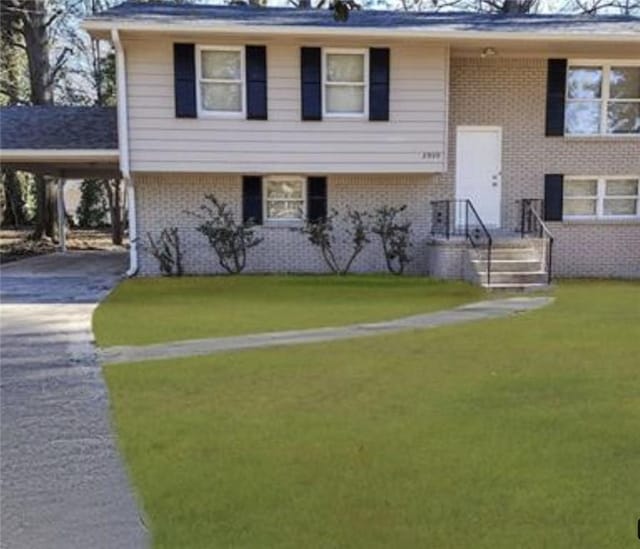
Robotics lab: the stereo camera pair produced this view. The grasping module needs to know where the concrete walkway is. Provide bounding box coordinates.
[1,252,147,549]
[102,296,553,365]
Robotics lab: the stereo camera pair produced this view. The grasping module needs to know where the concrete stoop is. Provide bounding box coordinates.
[468,237,550,290]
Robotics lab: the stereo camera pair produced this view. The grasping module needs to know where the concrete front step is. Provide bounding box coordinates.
[477,271,549,285]
[472,248,538,261]
[467,235,549,289]
[481,282,549,290]
[471,258,542,273]
[489,236,543,247]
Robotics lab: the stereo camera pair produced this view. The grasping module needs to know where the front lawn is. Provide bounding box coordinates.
[93,275,483,347]
[105,281,640,549]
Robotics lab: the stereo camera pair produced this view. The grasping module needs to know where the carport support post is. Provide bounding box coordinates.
[57,179,66,253]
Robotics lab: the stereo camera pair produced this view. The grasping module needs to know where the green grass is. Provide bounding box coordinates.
[93,275,483,347]
[105,281,640,549]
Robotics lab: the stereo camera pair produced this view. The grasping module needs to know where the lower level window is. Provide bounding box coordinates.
[564,177,639,218]
[264,176,306,221]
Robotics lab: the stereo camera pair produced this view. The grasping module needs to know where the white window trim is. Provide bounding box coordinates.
[195,45,246,118]
[566,59,640,136]
[322,48,369,119]
[563,175,640,220]
[263,175,307,223]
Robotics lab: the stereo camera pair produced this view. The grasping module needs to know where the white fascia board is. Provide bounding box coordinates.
[81,20,640,43]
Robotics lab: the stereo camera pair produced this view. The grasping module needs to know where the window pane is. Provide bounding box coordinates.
[566,102,601,134]
[607,102,640,134]
[266,180,303,200]
[326,54,364,83]
[326,85,364,113]
[603,198,637,216]
[606,179,638,196]
[201,50,241,80]
[201,82,241,112]
[564,179,597,197]
[610,67,640,99]
[563,198,597,216]
[267,200,304,220]
[567,67,602,99]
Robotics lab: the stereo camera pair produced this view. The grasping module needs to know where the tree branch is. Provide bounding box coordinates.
[47,46,71,86]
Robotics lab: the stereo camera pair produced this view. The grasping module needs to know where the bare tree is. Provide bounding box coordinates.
[1,0,125,242]
[478,0,539,13]
[568,0,639,14]
[399,0,540,12]
[0,0,75,239]
[77,1,126,245]
[285,0,361,21]
[400,0,467,12]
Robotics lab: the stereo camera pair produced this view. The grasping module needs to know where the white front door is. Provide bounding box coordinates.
[455,126,502,227]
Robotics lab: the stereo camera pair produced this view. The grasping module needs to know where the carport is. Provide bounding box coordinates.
[0,105,121,253]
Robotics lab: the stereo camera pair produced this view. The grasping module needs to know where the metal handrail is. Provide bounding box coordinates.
[519,199,554,284]
[465,200,493,286]
[431,199,493,286]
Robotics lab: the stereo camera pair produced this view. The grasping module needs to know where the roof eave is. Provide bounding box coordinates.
[82,20,640,43]
[0,149,119,161]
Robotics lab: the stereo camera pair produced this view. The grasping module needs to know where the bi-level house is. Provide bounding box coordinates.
[2,3,639,286]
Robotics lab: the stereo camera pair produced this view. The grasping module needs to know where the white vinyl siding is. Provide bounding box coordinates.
[125,37,448,173]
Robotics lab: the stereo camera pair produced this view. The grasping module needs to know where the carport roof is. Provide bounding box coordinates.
[0,106,120,178]
[1,106,118,150]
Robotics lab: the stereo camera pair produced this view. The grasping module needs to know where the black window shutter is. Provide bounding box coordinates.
[369,48,390,121]
[544,174,564,221]
[246,46,267,120]
[546,59,567,137]
[174,43,197,118]
[243,176,263,224]
[301,47,322,121]
[307,177,327,221]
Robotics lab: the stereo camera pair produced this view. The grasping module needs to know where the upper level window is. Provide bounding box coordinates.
[264,176,306,222]
[323,49,368,117]
[197,46,245,116]
[564,177,639,218]
[566,63,640,135]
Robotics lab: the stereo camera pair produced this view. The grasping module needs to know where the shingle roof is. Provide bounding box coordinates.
[0,106,118,150]
[87,1,640,36]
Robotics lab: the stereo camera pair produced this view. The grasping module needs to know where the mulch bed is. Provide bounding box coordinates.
[0,228,127,264]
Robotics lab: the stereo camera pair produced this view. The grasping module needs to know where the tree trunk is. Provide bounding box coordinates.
[1,169,26,227]
[21,1,56,239]
[22,1,53,106]
[111,181,123,246]
[104,180,124,245]
[47,180,58,239]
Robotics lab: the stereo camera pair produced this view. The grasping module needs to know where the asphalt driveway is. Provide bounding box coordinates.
[0,252,147,549]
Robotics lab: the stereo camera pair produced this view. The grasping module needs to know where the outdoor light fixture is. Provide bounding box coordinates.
[481,47,497,58]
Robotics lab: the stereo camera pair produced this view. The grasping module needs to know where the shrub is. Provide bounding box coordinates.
[187,194,263,274]
[76,179,108,228]
[370,205,412,275]
[299,208,369,275]
[143,227,183,276]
